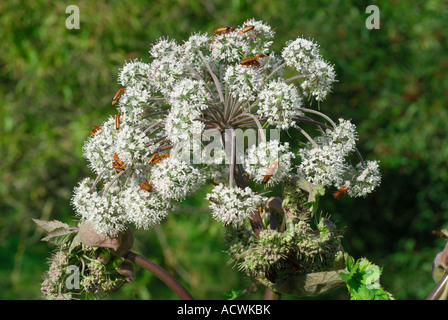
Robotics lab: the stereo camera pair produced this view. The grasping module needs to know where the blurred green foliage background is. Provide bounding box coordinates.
[1,0,447,300]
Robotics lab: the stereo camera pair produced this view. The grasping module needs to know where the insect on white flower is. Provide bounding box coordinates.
[73,18,379,237]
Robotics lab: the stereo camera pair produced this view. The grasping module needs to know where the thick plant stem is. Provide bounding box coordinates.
[426,270,448,300]
[233,163,280,300]
[234,164,265,236]
[264,288,281,300]
[124,251,194,300]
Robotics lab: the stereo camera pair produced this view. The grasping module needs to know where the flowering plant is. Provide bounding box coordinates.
[35,18,388,300]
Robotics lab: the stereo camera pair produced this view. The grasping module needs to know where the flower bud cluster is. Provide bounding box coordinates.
[40,246,128,300]
[225,217,342,283]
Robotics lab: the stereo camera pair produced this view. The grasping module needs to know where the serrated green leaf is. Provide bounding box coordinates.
[225,289,244,300]
[68,234,81,253]
[340,255,393,300]
[340,254,357,281]
[33,218,70,233]
[345,254,355,271]
[41,227,77,245]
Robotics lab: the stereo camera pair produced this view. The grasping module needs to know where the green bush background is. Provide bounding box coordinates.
[1,0,447,300]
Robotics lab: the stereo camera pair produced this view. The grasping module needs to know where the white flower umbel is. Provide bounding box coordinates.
[210,32,251,64]
[150,157,204,201]
[180,32,211,67]
[71,178,128,236]
[300,59,336,102]
[169,78,211,113]
[224,64,263,103]
[326,118,358,155]
[239,18,275,55]
[298,118,380,195]
[121,184,171,230]
[69,18,380,240]
[165,109,204,145]
[72,178,171,236]
[149,37,181,60]
[258,79,303,130]
[245,140,295,186]
[282,37,336,101]
[282,38,321,75]
[206,184,266,226]
[298,144,347,187]
[117,83,152,118]
[165,78,209,144]
[149,55,184,95]
[344,160,381,198]
[118,58,152,88]
[82,113,153,180]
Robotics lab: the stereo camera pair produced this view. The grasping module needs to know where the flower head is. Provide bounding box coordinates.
[258,79,303,129]
[245,140,295,186]
[206,184,266,226]
[72,18,378,238]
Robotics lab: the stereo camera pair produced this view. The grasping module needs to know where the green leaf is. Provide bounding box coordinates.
[346,254,355,271]
[340,255,393,300]
[32,218,71,233]
[41,227,77,245]
[340,254,356,282]
[68,234,82,253]
[224,289,244,300]
[295,177,325,213]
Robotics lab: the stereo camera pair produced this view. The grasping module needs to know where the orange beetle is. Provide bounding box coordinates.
[262,161,278,184]
[215,26,235,34]
[140,181,153,192]
[148,153,159,164]
[240,56,260,67]
[112,153,125,170]
[432,230,448,239]
[333,187,349,200]
[112,88,125,105]
[90,125,101,137]
[149,154,169,166]
[240,54,267,67]
[258,204,265,218]
[238,25,254,34]
[115,113,121,132]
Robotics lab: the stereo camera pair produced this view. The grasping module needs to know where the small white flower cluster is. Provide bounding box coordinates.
[282,38,336,101]
[118,59,152,88]
[165,79,210,144]
[297,119,380,197]
[206,183,267,226]
[150,157,203,201]
[245,140,295,186]
[72,178,171,236]
[224,64,263,102]
[258,79,303,129]
[82,114,153,180]
[345,160,382,198]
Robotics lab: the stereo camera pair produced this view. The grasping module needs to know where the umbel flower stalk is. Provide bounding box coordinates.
[38,18,382,300]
